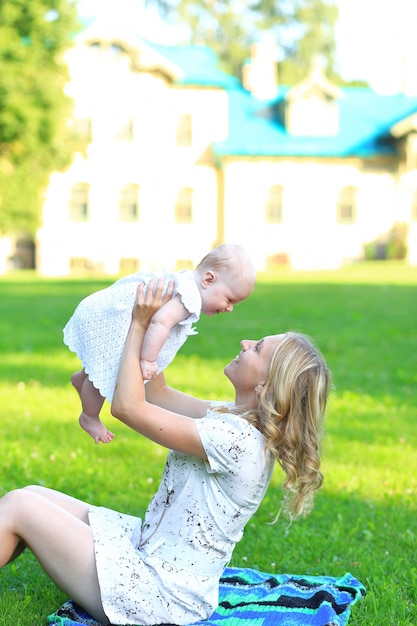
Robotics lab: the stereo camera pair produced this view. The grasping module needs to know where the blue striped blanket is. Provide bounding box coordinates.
[48,567,365,626]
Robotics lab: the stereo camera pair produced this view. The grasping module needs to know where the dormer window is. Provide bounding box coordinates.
[409,133,417,170]
[284,60,343,137]
[88,41,128,65]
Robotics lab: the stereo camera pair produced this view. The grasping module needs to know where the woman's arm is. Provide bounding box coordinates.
[145,372,211,418]
[111,280,207,459]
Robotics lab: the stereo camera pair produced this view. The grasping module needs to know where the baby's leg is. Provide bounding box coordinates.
[79,377,114,444]
[71,369,88,397]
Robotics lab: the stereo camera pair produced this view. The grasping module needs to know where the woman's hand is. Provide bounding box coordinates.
[112,276,207,457]
[132,278,174,328]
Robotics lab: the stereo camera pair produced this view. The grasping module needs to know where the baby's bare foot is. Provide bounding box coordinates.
[140,360,158,381]
[79,412,115,444]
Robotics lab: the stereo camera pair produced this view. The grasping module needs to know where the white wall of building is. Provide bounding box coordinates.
[25,27,417,275]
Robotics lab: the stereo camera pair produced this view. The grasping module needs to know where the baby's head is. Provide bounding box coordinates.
[195,244,256,316]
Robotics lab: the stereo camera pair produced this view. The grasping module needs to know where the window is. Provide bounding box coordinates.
[412,190,417,222]
[69,183,89,221]
[176,114,193,146]
[88,42,127,64]
[70,117,92,142]
[175,259,194,271]
[337,186,357,224]
[265,185,283,223]
[70,257,94,272]
[119,184,139,221]
[119,258,140,273]
[116,118,134,142]
[175,188,193,223]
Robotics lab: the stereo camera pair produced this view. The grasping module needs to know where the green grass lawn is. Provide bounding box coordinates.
[0,262,416,625]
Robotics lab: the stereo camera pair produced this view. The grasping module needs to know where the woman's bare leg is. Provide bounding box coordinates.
[0,486,109,624]
[71,370,114,444]
[24,484,91,517]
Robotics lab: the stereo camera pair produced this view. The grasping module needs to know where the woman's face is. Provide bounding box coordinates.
[224,334,284,392]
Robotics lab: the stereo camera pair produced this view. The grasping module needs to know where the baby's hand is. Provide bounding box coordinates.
[140,359,158,380]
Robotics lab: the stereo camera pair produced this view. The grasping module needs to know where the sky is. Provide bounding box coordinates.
[77,0,417,95]
[335,0,417,94]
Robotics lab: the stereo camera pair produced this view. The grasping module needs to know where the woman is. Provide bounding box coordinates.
[0,279,331,625]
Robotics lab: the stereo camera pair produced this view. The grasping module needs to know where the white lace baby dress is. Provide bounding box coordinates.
[63,269,201,401]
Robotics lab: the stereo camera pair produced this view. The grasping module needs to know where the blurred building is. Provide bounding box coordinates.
[34,20,417,275]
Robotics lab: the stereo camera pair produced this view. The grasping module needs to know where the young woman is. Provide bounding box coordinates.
[0,279,331,625]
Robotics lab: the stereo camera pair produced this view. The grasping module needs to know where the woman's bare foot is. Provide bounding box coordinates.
[79,412,114,444]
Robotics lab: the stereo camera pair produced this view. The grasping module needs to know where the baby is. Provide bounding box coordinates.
[63,243,256,443]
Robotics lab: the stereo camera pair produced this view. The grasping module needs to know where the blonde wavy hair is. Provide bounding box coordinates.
[220,332,331,521]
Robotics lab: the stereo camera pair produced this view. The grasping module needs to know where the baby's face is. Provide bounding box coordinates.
[200,273,254,317]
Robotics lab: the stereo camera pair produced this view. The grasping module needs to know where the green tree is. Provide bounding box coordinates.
[0,0,79,236]
[146,0,339,84]
[174,1,254,78]
[266,0,340,84]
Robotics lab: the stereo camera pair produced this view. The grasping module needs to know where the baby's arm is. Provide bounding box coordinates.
[140,294,189,380]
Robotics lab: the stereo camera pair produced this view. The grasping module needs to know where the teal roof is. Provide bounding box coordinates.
[82,20,417,159]
[137,34,417,159]
[81,19,238,89]
[213,86,417,159]
[146,38,417,158]
[137,38,239,89]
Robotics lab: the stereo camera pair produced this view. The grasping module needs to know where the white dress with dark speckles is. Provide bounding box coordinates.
[88,410,274,625]
[63,269,201,401]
